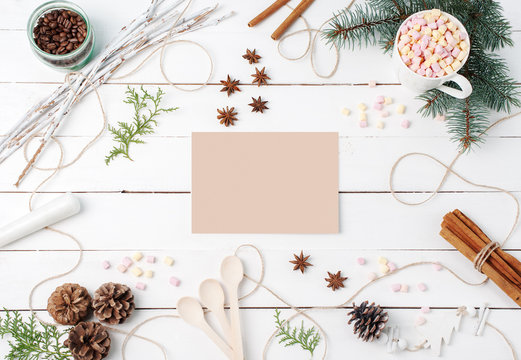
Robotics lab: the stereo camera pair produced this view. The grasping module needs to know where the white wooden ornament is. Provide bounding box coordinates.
[417,310,463,356]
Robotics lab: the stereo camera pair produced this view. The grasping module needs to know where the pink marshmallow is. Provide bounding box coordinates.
[445,56,454,65]
[146,255,156,263]
[400,26,408,35]
[409,63,420,71]
[401,119,410,129]
[431,62,441,73]
[388,262,397,272]
[417,283,428,292]
[433,263,443,271]
[359,120,368,128]
[136,282,146,290]
[460,32,467,40]
[452,47,461,57]
[436,19,445,26]
[401,55,411,65]
[102,261,111,270]
[122,257,133,267]
[416,316,427,326]
[375,95,385,103]
[410,30,421,40]
[411,43,420,52]
[169,276,181,286]
[416,68,426,76]
[374,103,383,110]
[391,284,401,292]
[417,18,427,26]
[421,306,430,313]
[357,257,366,265]
[428,22,438,29]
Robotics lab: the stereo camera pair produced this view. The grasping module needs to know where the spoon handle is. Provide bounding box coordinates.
[228,287,244,360]
[201,322,234,360]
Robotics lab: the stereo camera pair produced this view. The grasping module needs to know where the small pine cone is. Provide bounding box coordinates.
[347,301,389,342]
[47,283,92,325]
[92,282,135,325]
[65,321,111,360]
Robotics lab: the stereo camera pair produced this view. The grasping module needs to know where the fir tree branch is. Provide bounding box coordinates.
[446,96,489,151]
[274,309,320,356]
[0,309,72,360]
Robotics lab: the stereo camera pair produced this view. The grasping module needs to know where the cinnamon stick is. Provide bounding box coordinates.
[248,0,290,27]
[271,0,315,40]
[440,210,521,307]
[440,227,521,306]
[443,214,521,286]
[453,209,521,278]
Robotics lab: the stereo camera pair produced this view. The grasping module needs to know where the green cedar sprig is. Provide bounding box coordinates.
[105,86,177,165]
[324,0,520,151]
[274,309,320,357]
[0,309,72,360]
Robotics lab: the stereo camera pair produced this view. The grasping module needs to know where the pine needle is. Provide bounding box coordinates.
[105,86,177,165]
[0,309,72,360]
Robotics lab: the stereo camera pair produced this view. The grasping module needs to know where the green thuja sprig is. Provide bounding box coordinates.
[324,0,520,151]
[0,309,72,360]
[105,86,177,165]
[274,309,320,357]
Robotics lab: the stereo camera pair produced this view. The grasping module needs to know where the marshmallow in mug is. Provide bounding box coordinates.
[397,9,469,78]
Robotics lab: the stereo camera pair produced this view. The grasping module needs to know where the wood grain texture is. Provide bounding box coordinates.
[1,0,521,359]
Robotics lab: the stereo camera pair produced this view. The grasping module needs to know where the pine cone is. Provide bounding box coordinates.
[92,283,135,324]
[65,321,111,360]
[347,301,389,342]
[47,283,92,325]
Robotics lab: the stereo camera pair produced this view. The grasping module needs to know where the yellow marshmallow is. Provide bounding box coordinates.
[400,45,411,55]
[437,39,447,47]
[341,108,350,116]
[407,50,415,59]
[432,9,441,17]
[384,97,393,105]
[131,266,143,277]
[432,30,441,39]
[453,31,460,41]
[423,27,432,35]
[460,41,468,50]
[144,270,154,278]
[396,104,406,114]
[163,256,175,266]
[446,22,455,31]
[438,24,447,35]
[436,70,446,77]
[357,103,367,111]
[452,60,462,71]
[440,14,448,22]
[359,112,367,121]
[456,50,466,61]
[413,24,421,31]
[438,60,447,69]
[132,252,143,261]
[444,66,454,74]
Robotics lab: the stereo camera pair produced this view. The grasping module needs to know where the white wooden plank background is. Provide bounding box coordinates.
[1,0,521,359]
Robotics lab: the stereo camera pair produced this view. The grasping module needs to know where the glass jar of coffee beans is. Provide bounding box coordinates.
[27,1,95,71]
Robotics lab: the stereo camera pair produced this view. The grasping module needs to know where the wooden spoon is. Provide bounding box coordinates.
[199,279,233,344]
[221,256,245,360]
[177,296,233,359]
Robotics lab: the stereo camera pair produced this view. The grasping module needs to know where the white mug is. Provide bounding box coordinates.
[392,10,472,99]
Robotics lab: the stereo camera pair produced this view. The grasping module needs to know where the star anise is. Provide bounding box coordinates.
[242,49,261,64]
[217,106,238,127]
[248,96,269,113]
[220,75,241,96]
[325,271,348,291]
[251,67,270,87]
[290,251,312,274]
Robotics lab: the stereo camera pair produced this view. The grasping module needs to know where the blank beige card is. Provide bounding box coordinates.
[192,132,339,234]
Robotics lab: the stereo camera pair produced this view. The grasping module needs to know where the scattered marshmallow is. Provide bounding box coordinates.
[376,121,385,129]
[132,252,143,262]
[122,257,133,268]
[378,256,388,265]
[131,266,143,277]
[102,261,111,270]
[400,284,409,293]
[379,110,389,118]
[359,112,367,121]
[145,270,154,278]
[391,283,401,292]
[416,316,427,326]
[359,120,368,128]
[164,256,175,266]
[433,262,443,271]
[374,103,384,111]
[396,104,406,114]
[401,119,410,128]
[367,272,378,281]
[421,306,431,313]
[368,80,377,88]
[417,282,428,292]
[388,262,397,272]
[380,264,390,274]
[375,95,385,104]
[357,257,366,265]
[146,256,156,264]
[117,264,128,273]
[169,276,181,287]
[341,107,351,116]
[136,282,146,290]
[357,103,367,111]
[384,97,393,105]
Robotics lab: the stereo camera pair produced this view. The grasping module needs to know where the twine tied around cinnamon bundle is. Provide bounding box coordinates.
[474,241,501,273]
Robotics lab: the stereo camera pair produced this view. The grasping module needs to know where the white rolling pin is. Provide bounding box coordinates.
[0,193,81,248]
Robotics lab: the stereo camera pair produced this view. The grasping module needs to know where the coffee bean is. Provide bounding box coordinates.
[33,8,88,55]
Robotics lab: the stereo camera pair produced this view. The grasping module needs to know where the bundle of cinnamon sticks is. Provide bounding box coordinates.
[440,210,521,307]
